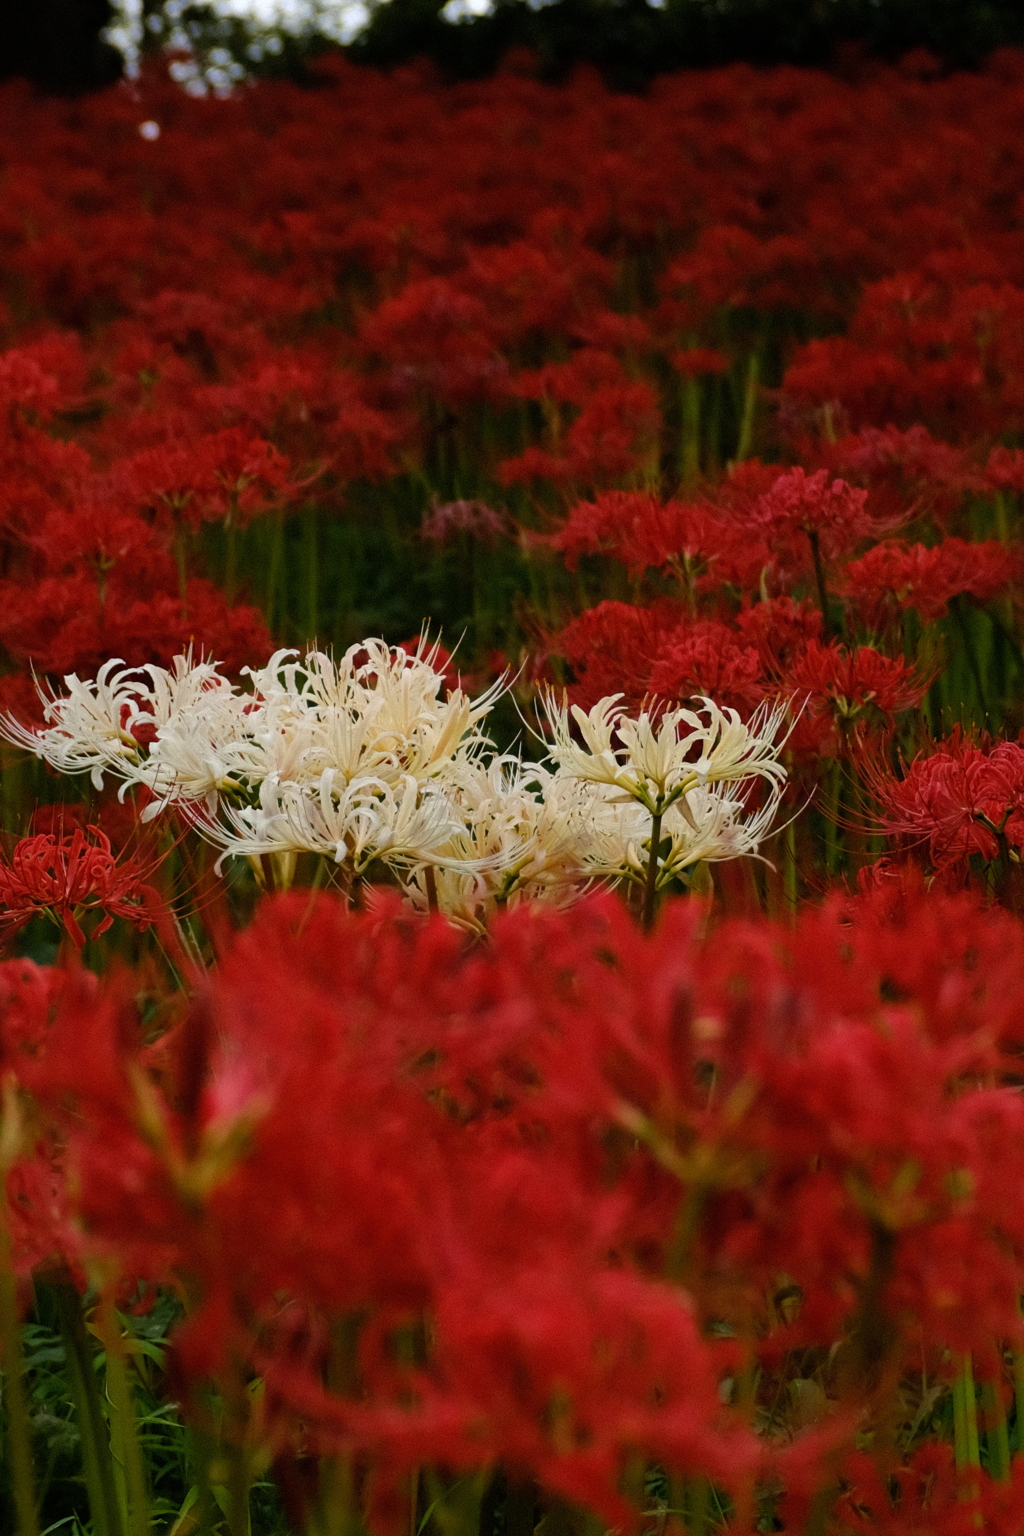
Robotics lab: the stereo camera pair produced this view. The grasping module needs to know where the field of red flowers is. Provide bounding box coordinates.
[3,44,1024,1536]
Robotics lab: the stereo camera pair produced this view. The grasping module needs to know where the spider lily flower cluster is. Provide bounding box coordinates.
[2,644,790,928]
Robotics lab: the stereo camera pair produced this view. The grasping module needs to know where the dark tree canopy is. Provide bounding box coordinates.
[0,0,122,92]
[3,0,1024,95]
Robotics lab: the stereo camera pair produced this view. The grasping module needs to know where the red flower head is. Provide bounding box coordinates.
[0,824,161,950]
[546,489,769,590]
[867,732,1024,874]
[842,537,1019,628]
[749,466,877,563]
[786,640,931,756]
[118,428,292,531]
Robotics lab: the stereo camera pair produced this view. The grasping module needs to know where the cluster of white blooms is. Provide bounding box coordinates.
[1,641,790,931]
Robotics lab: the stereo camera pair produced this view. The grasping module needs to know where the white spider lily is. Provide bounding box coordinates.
[244,640,501,787]
[132,697,255,816]
[404,759,594,930]
[2,639,798,922]
[544,691,788,815]
[0,654,240,795]
[0,659,150,789]
[582,781,784,888]
[343,775,467,873]
[678,697,790,789]
[195,771,485,879]
[442,759,589,893]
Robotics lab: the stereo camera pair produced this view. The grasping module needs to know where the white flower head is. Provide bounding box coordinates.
[0,654,234,793]
[544,690,788,816]
[582,780,784,889]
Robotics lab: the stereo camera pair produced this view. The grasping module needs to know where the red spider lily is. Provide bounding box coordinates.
[644,620,766,713]
[465,232,614,348]
[787,639,931,744]
[746,465,880,566]
[985,443,1024,494]
[116,428,293,531]
[13,880,1024,1523]
[359,278,507,407]
[500,362,661,488]
[549,600,766,714]
[545,489,768,588]
[841,536,1019,626]
[783,272,1024,442]
[866,732,1024,873]
[661,223,846,324]
[0,825,163,950]
[733,595,824,667]
[0,484,273,679]
[806,424,978,526]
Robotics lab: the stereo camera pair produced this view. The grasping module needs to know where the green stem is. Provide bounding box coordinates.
[953,1364,968,1469]
[0,1215,38,1536]
[953,1353,982,1474]
[224,518,238,606]
[824,759,842,877]
[185,1427,221,1536]
[318,1451,356,1536]
[680,376,701,487]
[666,1184,705,1285]
[174,525,190,603]
[642,809,663,932]
[982,1373,1011,1481]
[806,528,834,640]
[784,808,798,919]
[734,351,760,463]
[264,510,285,631]
[96,1295,150,1536]
[804,1483,837,1536]
[965,1356,981,1470]
[303,506,319,644]
[949,596,989,720]
[227,1440,251,1536]
[53,1284,124,1536]
[684,1477,709,1536]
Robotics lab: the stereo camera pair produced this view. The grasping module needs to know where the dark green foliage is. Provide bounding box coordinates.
[0,0,122,92]
[6,0,1024,99]
[133,0,1024,95]
[346,0,1024,86]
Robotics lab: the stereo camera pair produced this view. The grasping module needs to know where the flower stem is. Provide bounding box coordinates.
[680,376,701,487]
[0,1215,38,1536]
[303,506,319,644]
[953,1353,982,1515]
[264,510,285,630]
[982,1372,1011,1481]
[642,809,663,932]
[685,1477,709,1536]
[735,351,759,463]
[1013,1309,1024,1456]
[53,1283,124,1536]
[227,1440,251,1536]
[806,527,833,640]
[224,518,237,606]
[95,1293,150,1536]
